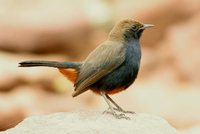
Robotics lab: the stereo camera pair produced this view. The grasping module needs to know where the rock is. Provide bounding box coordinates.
[127,82,200,130]
[0,52,62,92]
[181,125,200,134]
[166,13,200,84]
[0,0,112,60]
[0,106,25,131]
[0,112,179,134]
[0,86,99,130]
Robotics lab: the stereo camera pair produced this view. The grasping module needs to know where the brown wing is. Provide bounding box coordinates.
[72,41,126,97]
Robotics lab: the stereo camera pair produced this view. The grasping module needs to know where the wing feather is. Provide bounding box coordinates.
[72,41,125,97]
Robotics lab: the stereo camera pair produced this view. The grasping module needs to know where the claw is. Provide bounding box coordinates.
[103,108,130,120]
[113,107,135,114]
[113,112,130,120]
[121,110,135,114]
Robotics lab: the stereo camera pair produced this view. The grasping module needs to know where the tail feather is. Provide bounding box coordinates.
[19,60,81,69]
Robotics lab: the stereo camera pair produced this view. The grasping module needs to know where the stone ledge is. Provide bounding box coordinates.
[0,111,180,134]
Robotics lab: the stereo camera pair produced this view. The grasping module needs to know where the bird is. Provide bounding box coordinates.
[19,19,154,119]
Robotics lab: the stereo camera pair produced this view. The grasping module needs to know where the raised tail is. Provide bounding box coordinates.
[19,60,81,70]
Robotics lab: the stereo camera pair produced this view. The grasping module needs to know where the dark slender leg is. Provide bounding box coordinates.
[100,90,130,119]
[105,94,135,114]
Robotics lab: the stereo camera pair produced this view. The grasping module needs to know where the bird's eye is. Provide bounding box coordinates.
[131,25,137,31]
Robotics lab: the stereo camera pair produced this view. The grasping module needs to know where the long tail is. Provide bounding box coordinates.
[19,60,82,83]
[19,60,81,70]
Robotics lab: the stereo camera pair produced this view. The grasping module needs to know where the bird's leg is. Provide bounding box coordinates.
[100,90,130,120]
[105,94,135,114]
[100,90,117,115]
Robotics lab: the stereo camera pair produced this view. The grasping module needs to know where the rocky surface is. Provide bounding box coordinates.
[0,112,179,134]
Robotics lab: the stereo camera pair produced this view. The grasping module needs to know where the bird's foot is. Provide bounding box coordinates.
[112,112,130,120]
[103,108,130,120]
[113,107,135,114]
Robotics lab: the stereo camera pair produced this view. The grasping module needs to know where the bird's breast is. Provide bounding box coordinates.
[122,41,141,86]
[125,41,141,73]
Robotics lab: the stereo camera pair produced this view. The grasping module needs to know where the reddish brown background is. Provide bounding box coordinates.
[0,0,200,133]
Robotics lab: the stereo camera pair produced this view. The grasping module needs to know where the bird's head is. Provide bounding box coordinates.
[109,19,154,42]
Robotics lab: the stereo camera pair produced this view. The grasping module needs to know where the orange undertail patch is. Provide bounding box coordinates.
[58,68,78,83]
[58,68,126,95]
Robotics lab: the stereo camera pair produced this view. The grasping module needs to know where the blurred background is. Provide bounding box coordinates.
[0,0,200,133]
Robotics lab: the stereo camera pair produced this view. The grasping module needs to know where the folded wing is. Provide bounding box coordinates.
[72,41,126,97]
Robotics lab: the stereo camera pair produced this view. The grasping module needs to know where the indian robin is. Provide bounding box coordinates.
[19,19,154,119]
